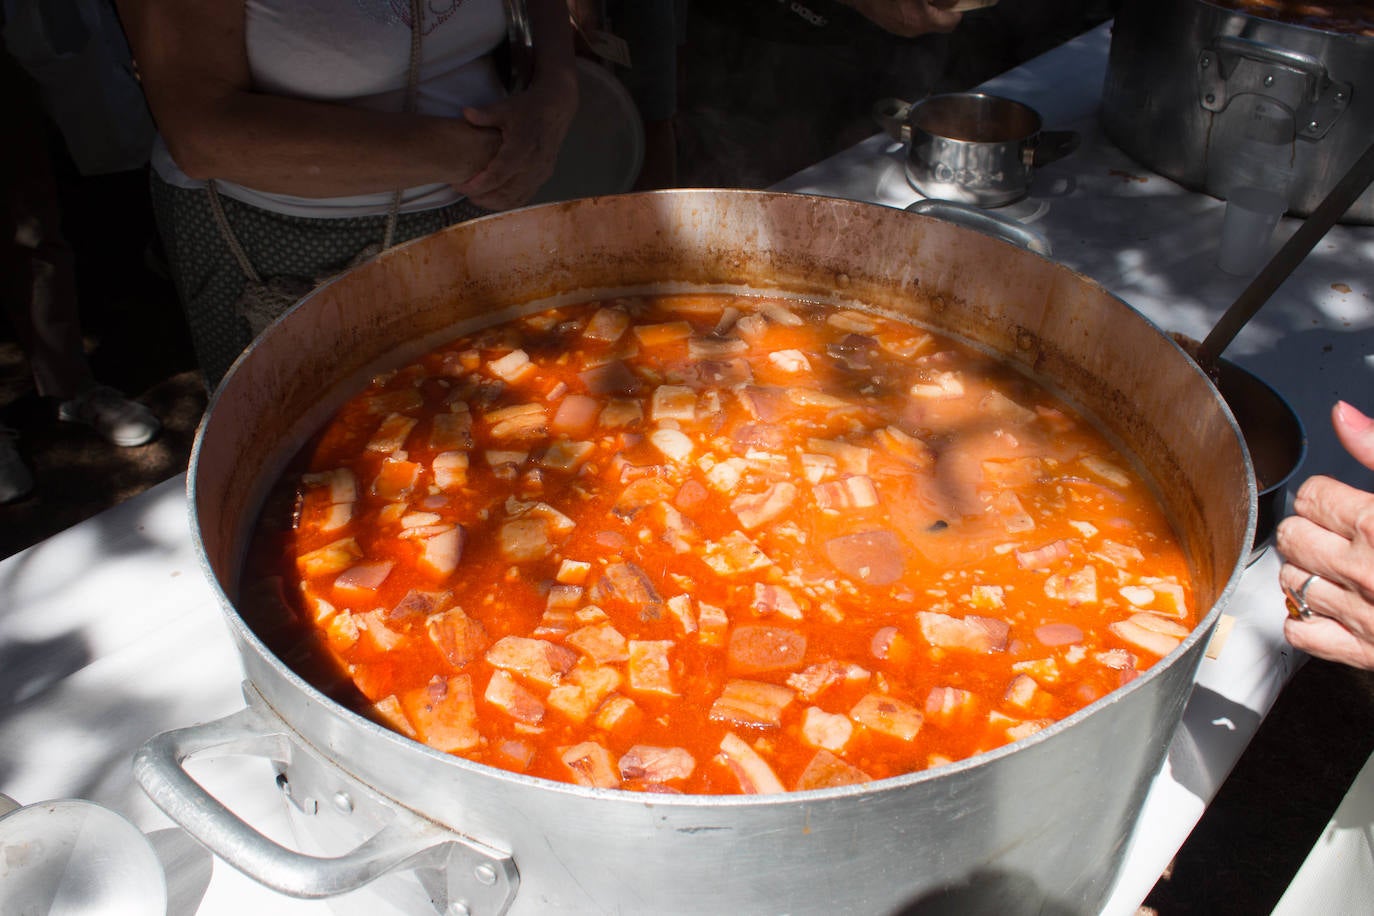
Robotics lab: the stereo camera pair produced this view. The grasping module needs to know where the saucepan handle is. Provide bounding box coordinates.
[132,697,518,912]
[905,199,1053,257]
[1032,129,1080,168]
[872,97,912,143]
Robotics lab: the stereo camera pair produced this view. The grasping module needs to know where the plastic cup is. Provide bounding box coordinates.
[1217,185,1287,276]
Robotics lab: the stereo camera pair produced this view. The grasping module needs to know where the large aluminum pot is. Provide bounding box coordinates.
[1101,0,1374,224]
[136,190,1254,915]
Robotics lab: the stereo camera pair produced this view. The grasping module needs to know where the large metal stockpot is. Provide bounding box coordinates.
[1102,0,1374,224]
[136,190,1254,915]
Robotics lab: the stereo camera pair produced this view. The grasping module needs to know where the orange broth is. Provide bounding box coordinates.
[240,293,1197,795]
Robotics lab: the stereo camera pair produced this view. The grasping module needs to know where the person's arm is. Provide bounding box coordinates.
[1277,400,1374,670]
[456,0,579,210]
[117,0,500,198]
[836,0,964,36]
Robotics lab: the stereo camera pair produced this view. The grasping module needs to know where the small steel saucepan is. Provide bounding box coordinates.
[876,92,1079,207]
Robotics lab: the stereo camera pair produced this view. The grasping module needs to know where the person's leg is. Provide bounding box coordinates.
[14,150,161,448]
[2,50,160,451]
[1,52,96,402]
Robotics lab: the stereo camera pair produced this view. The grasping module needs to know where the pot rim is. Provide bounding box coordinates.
[1218,358,1308,497]
[1199,0,1374,39]
[910,91,1043,145]
[186,188,1257,808]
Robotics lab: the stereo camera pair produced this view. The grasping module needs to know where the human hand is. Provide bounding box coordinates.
[839,0,966,37]
[456,70,579,211]
[1276,400,1374,670]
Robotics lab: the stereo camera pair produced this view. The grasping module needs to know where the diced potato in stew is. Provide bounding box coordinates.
[399,675,479,753]
[243,292,1197,796]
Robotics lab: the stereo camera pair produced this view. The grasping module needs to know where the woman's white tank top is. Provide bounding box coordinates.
[151,0,506,217]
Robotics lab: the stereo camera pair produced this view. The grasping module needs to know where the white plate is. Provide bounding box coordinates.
[531,57,645,204]
[0,796,167,916]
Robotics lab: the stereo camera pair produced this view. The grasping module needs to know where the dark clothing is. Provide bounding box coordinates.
[605,0,684,123]
[149,174,487,389]
[676,0,1122,189]
[692,0,874,44]
[678,2,953,188]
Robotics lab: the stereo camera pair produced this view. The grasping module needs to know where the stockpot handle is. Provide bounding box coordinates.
[905,199,1053,257]
[133,702,518,910]
[1201,35,1351,139]
[1209,34,1328,93]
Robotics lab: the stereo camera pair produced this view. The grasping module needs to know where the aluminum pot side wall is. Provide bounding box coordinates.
[189,190,1253,914]
[232,627,1207,914]
[1102,0,1374,223]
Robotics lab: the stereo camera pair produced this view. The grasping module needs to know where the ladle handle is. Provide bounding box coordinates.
[1198,137,1374,365]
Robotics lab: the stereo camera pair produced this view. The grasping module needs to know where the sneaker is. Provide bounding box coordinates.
[58,386,162,447]
[0,427,35,504]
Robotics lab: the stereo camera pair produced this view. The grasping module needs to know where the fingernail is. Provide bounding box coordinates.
[1335,400,1373,431]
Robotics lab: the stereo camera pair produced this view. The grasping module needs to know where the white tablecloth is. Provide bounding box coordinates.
[2,21,1371,916]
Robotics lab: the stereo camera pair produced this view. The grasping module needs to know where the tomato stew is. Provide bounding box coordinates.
[240,293,1197,795]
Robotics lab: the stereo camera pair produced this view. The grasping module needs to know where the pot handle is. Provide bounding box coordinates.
[132,700,518,912]
[1200,35,1351,140]
[1031,129,1080,169]
[905,199,1053,257]
[1208,34,1329,92]
[872,97,911,143]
